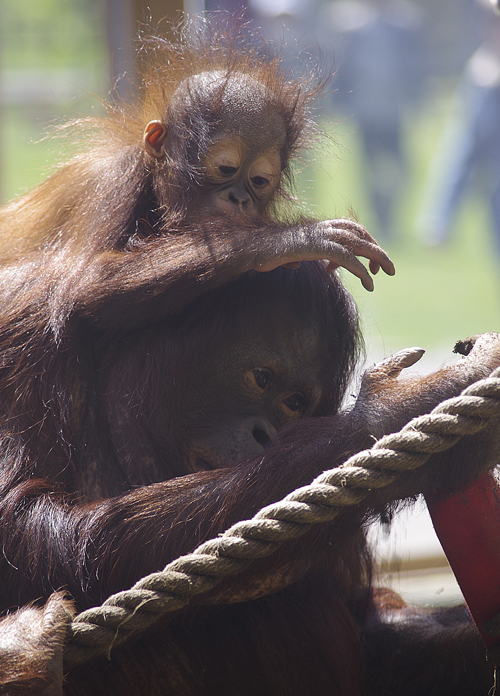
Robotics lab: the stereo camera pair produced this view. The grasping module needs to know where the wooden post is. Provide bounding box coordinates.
[107,0,204,98]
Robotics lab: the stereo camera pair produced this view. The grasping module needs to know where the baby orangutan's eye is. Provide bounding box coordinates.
[219,165,238,177]
[250,176,270,188]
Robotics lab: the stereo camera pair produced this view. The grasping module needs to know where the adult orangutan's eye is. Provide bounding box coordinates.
[244,368,273,393]
[282,393,306,417]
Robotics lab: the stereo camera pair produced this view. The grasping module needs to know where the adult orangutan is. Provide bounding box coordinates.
[0,25,499,696]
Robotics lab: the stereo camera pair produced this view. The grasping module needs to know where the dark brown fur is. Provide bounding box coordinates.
[0,25,499,696]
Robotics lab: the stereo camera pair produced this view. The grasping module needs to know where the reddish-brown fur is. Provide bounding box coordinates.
[0,594,74,696]
[0,25,499,696]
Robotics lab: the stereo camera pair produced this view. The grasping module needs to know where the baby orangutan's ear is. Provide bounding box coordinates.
[144,121,167,158]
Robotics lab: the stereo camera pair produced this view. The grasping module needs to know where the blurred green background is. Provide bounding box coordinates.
[1,0,499,373]
[302,116,500,372]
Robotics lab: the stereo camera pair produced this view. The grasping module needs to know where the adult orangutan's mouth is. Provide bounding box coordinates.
[193,457,212,472]
[189,455,221,472]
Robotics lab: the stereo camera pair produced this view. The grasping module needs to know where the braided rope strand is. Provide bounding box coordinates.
[64,367,500,667]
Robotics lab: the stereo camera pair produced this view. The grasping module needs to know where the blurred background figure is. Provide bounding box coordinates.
[418,3,500,253]
[327,0,425,241]
[245,0,322,79]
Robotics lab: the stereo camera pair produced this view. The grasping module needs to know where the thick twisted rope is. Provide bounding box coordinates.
[64,366,500,667]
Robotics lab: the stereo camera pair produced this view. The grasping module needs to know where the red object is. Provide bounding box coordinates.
[427,471,500,648]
